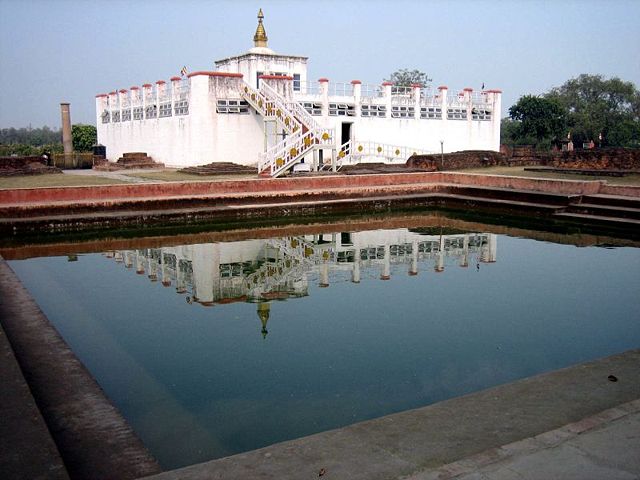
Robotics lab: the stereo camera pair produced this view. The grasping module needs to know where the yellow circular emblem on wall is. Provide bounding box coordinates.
[304,137,311,146]
[322,132,330,141]
[395,149,400,156]
[358,145,363,152]
[338,151,345,158]
[377,146,382,153]
[276,157,284,167]
[290,147,298,157]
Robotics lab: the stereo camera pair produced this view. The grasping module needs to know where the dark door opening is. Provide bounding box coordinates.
[341,122,352,152]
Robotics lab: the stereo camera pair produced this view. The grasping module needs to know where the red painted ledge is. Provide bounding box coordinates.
[187,71,243,78]
[351,80,362,85]
[318,78,329,83]
[259,74,293,80]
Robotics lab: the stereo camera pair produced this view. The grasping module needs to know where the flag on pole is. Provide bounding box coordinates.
[181,66,188,77]
[481,82,485,90]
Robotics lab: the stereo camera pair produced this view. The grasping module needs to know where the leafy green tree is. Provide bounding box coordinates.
[71,124,97,152]
[546,74,640,147]
[385,69,432,87]
[500,118,521,145]
[508,95,566,146]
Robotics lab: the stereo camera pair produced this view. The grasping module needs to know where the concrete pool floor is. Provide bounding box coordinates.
[1,252,639,480]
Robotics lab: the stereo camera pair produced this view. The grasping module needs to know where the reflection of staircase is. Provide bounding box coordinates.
[240,82,335,177]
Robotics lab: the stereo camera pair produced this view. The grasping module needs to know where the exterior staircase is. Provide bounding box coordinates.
[240,81,334,177]
[240,81,436,177]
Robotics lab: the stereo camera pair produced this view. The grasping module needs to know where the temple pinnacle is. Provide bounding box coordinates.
[253,8,268,48]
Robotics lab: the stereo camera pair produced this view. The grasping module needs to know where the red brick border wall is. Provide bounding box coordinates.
[0,172,638,205]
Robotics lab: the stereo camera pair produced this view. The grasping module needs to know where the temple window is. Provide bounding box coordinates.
[391,106,414,118]
[217,99,250,114]
[420,107,442,119]
[302,101,322,116]
[159,102,172,118]
[329,103,355,116]
[361,104,386,117]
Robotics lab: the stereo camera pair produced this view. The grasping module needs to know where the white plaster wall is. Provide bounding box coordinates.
[216,53,308,89]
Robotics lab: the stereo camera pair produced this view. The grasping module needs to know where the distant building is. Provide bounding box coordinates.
[96,10,502,176]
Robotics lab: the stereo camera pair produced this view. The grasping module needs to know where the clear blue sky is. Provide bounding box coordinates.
[1,0,638,129]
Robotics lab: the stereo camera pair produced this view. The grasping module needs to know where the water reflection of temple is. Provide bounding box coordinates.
[104,230,496,309]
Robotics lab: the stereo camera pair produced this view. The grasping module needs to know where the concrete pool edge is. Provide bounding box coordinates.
[0,256,161,480]
[143,350,640,480]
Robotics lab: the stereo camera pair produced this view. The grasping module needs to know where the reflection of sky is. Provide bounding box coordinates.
[9,234,640,470]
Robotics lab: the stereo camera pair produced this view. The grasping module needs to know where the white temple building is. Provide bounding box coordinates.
[96,10,502,177]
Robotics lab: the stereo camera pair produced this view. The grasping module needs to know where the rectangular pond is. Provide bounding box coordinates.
[7,222,640,470]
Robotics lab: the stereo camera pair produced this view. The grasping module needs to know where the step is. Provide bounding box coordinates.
[564,203,640,220]
[578,194,640,209]
[443,184,579,206]
[554,212,640,228]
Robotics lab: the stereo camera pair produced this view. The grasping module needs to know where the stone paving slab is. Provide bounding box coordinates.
[408,401,640,480]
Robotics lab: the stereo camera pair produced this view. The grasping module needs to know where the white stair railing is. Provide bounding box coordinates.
[242,80,340,177]
[349,140,432,161]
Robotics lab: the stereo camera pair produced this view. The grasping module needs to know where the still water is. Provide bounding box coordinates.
[8,226,640,469]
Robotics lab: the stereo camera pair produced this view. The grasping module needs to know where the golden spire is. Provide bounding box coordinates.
[253,8,268,48]
[257,302,271,338]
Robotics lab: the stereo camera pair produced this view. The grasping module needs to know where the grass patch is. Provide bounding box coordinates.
[125,171,257,182]
[458,166,640,186]
[0,174,129,189]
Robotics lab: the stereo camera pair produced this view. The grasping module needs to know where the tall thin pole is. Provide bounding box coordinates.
[60,103,73,155]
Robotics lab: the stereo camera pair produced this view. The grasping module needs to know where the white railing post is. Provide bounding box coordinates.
[463,87,473,121]
[412,83,421,120]
[352,80,362,117]
[319,78,329,117]
[438,85,448,148]
[382,81,393,118]
[170,76,181,113]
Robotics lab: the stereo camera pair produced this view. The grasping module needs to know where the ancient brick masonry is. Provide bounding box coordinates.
[0,156,61,176]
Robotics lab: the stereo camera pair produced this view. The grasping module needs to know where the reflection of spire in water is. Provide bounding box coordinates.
[257,302,271,338]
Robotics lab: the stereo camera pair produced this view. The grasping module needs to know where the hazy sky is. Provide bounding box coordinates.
[1,0,638,129]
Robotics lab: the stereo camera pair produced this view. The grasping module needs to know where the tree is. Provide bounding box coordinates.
[508,95,566,146]
[385,69,432,87]
[72,124,97,152]
[546,74,640,147]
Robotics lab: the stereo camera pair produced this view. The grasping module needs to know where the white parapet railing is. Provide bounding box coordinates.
[341,140,433,167]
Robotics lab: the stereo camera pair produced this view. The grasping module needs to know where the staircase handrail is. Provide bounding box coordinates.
[256,82,302,135]
[259,82,320,132]
[349,140,432,160]
[240,83,274,120]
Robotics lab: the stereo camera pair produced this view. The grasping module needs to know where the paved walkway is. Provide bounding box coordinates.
[61,167,167,183]
[409,402,640,480]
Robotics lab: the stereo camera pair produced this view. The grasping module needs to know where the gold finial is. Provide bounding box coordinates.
[253,8,268,48]
[257,302,271,338]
